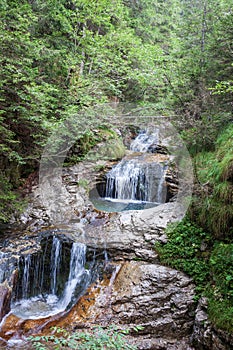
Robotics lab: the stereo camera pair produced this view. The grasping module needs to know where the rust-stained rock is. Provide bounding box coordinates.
[0,263,121,340]
[0,309,67,340]
[109,262,196,339]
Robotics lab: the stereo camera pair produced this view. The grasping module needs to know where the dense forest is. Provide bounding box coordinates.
[0,0,233,336]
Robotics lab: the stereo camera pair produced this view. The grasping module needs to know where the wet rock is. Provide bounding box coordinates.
[0,337,7,348]
[0,281,11,321]
[10,261,195,347]
[148,144,169,155]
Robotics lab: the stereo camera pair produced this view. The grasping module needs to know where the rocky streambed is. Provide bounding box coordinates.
[0,126,233,349]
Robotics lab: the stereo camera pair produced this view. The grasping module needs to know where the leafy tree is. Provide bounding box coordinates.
[0,1,44,176]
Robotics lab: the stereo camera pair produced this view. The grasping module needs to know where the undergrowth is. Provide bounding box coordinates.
[28,325,140,350]
[155,219,211,298]
[0,173,25,223]
[191,124,233,239]
[155,218,233,333]
[64,127,122,166]
[207,242,233,332]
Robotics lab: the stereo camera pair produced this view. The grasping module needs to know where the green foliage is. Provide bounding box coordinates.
[155,219,233,332]
[77,178,89,191]
[210,243,233,301]
[1,0,175,222]
[169,0,233,151]
[207,243,233,332]
[0,173,25,222]
[155,218,211,296]
[191,124,233,238]
[28,325,137,350]
[208,298,233,334]
[211,79,233,95]
[63,127,124,165]
[185,123,233,331]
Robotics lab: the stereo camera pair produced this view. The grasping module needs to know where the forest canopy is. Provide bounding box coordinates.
[0,0,232,222]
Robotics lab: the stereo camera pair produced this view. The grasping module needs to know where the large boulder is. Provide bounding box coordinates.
[110,262,196,339]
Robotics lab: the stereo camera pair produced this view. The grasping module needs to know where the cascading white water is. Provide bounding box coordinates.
[105,157,166,203]
[104,129,167,206]
[59,242,89,309]
[11,238,89,319]
[50,236,61,295]
[130,128,159,152]
[105,158,166,203]
[0,253,4,283]
[106,159,146,201]
[22,255,31,299]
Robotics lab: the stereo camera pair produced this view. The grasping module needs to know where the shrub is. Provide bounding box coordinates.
[210,243,233,301]
[0,173,25,223]
[191,124,233,239]
[28,325,138,350]
[155,219,211,297]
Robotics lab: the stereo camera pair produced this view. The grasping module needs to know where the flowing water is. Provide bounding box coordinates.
[105,157,166,203]
[130,128,159,152]
[91,129,167,211]
[1,129,168,327]
[10,235,95,319]
[50,236,61,295]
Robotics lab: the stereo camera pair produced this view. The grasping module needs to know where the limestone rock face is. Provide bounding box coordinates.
[110,262,195,339]
[57,261,195,350]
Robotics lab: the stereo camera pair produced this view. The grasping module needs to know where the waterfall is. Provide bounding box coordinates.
[104,128,167,205]
[11,236,91,319]
[106,159,166,203]
[0,252,9,283]
[60,242,89,309]
[106,159,147,201]
[50,236,61,295]
[22,255,31,299]
[156,165,167,203]
[130,129,159,152]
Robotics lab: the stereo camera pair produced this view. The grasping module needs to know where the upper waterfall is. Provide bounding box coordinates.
[105,128,167,204]
[90,128,169,211]
[105,157,167,203]
[130,128,159,152]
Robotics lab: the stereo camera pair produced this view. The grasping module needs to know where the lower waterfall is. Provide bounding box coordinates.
[50,236,61,295]
[10,234,99,320]
[59,242,90,310]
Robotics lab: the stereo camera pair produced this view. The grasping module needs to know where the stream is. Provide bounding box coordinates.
[0,128,178,348]
[90,129,168,212]
[8,129,169,321]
